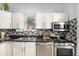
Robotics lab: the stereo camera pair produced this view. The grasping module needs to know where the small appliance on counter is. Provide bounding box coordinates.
[0,32,10,41]
[42,30,50,41]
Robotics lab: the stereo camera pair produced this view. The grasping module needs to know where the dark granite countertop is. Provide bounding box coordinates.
[12,38,69,43]
[12,38,53,42]
[0,36,76,45]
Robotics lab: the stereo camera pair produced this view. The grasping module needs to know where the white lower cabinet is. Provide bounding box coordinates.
[13,46,24,56]
[25,42,36,56]
[13,42,36,56]
[13,42,25,56]
[0,41,12,56]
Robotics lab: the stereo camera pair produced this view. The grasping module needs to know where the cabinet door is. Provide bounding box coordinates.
[12,13,19,29]
[13,47,24,56]
[5,42,13,56]
[45,13,53,29]
[25,42,36,56]
[52,13,68,22]
[0,10,12,29]
[53,13,62,22]
[61,13,68,22]
[13,42,24,56]
[36,13,45,29]
[12,13,25,29]
[0,43,7,56]
[0,42,12,56]
[18,13,25,30]
[24,15,27,31]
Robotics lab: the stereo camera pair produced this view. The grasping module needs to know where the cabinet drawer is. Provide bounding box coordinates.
[13,42,24,47]
[25,42,36,46]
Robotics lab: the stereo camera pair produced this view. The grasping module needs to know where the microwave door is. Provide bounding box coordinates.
[53,24,60,31]
[54,24,60,29]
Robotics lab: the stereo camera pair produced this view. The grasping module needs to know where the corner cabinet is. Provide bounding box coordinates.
[0,10,12,29]
[0,41,13,56]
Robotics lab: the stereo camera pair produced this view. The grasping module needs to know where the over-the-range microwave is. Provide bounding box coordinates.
[52,22,70,31]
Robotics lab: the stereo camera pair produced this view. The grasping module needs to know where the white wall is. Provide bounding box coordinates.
[77,4,79,56]
[9,3,65,14]
[63,3,77,20]
[0,3,77,17]
[0,4,2,10]
[0,3,76,17]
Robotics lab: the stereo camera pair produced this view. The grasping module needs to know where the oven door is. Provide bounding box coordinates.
[54,46,75,56]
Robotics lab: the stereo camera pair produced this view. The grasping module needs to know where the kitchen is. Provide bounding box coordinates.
[0,3,78,56]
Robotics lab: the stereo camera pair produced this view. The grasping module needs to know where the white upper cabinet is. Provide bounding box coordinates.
[24,15,27,31]
[12,13,19,29]
[36,13,68,29]
[0,10,12,29]
[12,13,25,30]
[36,13,53,29]
[52,13,68,22]
[36,13,44,29]
[45,13,53,29]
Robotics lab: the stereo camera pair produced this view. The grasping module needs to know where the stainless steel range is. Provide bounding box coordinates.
[54,43,75,56]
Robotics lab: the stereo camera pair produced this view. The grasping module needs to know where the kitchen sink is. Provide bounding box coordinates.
[13,37,36,41]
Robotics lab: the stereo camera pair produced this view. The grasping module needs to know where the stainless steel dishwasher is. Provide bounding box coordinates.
[36,42,54,56]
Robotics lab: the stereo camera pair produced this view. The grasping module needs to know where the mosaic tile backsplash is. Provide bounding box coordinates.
[66,18,77,44]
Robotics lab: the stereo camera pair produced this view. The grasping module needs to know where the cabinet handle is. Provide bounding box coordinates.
[22,48,24,52]
[9,22,12,28]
